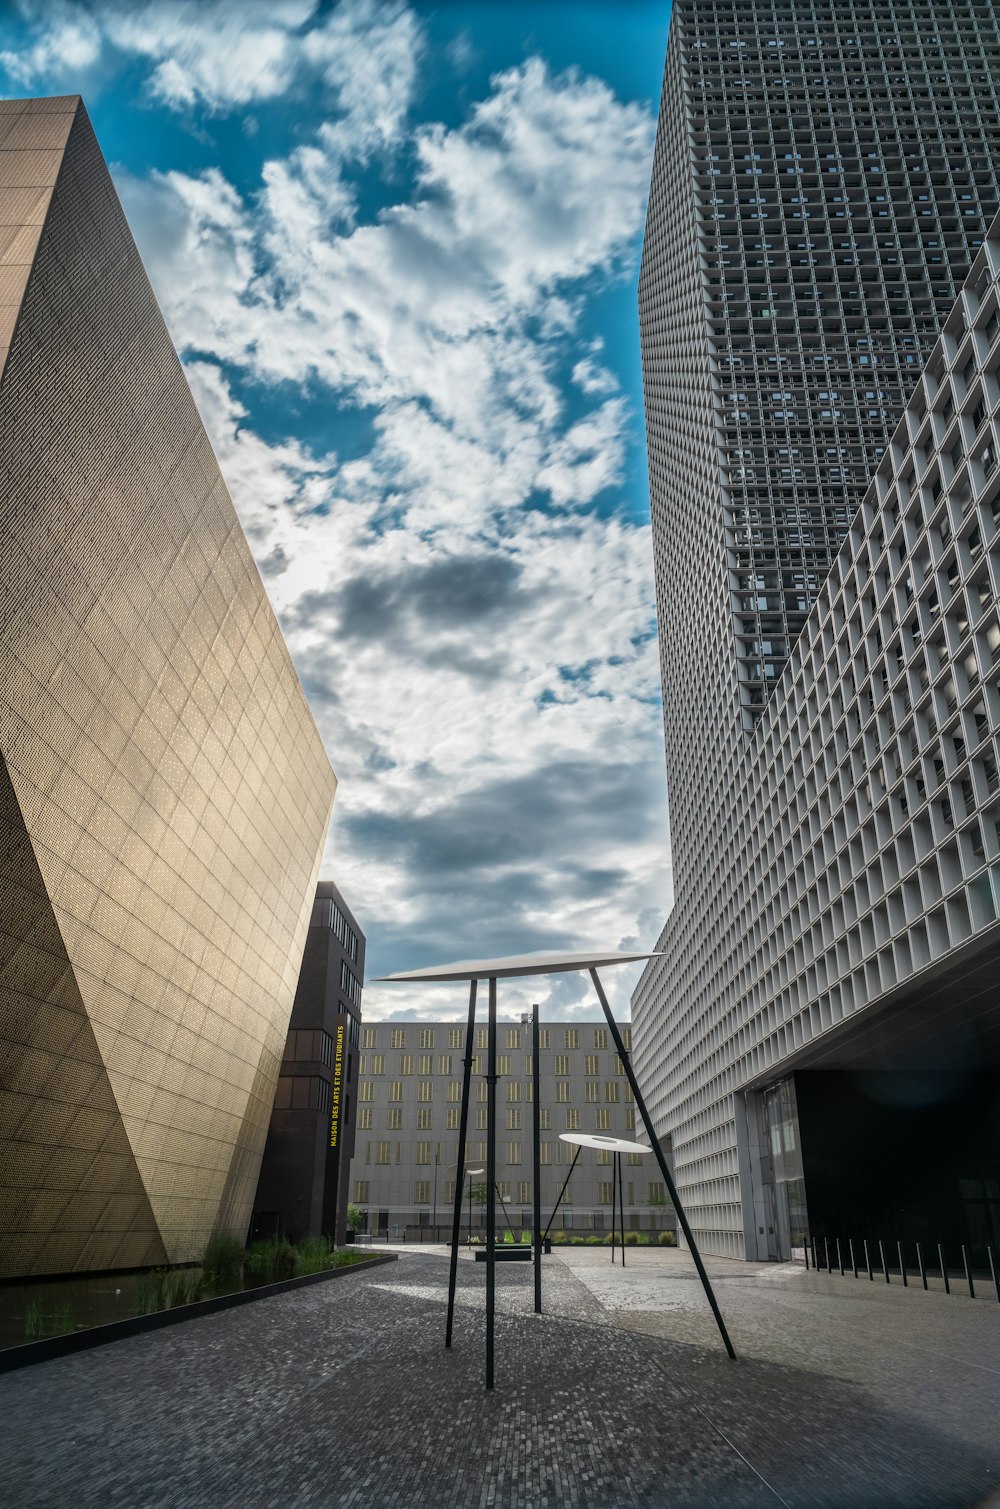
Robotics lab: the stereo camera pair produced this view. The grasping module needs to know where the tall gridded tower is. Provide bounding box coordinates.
[633,3,1000,1259]
[0,98,336,1277]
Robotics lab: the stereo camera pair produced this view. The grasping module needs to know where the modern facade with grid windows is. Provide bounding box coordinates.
[632,3,1000,1261]
[348,1021,677,1242]
[0,98,336,1278]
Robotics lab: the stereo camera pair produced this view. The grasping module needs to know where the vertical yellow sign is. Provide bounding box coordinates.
[330,1022,345,1148]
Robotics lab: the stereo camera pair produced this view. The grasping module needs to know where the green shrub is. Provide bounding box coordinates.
[552,1231,568,1244]
[520,1231,531,1244]
[624,1232,640,1246]
[296,1236,335,1275]
[202,1232,246,1288]
[23,1300,41,1339]
[658,1230,677,1247]
[346,1202,367,1233]
[570,1236,586,1246]
[503,1230,514,1244]
[268,1237,297,1282]
[586,1235,603,1245]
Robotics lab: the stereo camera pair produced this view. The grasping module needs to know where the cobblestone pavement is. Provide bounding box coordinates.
[2,1243,999,1509]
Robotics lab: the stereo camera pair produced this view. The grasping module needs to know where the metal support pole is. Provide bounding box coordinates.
[823,1237,830,1273]
[486,976,497,1390]
[879,1239,890,1283]
[589,968,736,1360]
[617,1148,626,1267]
[542,1145,582,1244]
[446,981,477,1348]
[850,1238,857,1279]
[837,1237,843,1276]
[898,1240,907,1287]
[916,1241,927,1289]
[962,1244,975,1298]
[611,1149,617,1265]
[804,1238,810,1271]
[532,1004,542,1313]
[938,1243,950,1295]
[988,1246,999,1303]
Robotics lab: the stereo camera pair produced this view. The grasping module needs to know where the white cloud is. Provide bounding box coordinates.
[104,31,668,1016]
[0,6,101,83]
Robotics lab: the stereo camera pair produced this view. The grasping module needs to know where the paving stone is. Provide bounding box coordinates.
[1,1246,998,1507]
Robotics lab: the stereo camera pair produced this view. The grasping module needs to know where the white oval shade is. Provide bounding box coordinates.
[559,1132,652,1154]
[375,949,664,983]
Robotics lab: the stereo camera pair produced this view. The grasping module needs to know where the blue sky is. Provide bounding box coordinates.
[0,0,673,1021]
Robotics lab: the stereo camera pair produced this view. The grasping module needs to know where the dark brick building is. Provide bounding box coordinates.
[252,881,364,1245]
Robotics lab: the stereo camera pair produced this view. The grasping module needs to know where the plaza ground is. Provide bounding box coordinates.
[2,1243,999,1508]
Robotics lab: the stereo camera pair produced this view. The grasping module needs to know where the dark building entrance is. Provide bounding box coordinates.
[794,1069,1000,1265]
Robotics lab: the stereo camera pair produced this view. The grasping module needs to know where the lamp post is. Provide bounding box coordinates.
[467,1167,485,1246]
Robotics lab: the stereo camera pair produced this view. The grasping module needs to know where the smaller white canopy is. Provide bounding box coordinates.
[559,1132,652,1154]
[375,949,663,983]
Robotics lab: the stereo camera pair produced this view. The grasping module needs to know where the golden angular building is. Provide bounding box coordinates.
[0,96,337,1278]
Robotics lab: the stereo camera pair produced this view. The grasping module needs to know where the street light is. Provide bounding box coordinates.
[467,1167,485,1246]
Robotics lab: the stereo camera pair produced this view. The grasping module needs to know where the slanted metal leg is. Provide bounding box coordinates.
[541,1145,581,1244]
[589,968,736,1360]
[486,976,497,1389]
[611,1149,617,1264]
[446,980,477,1349]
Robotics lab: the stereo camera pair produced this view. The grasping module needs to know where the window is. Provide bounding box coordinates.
[387,1108,402,1130]
[418,1081,433,1102]
[585,1083,599,1103]
[448,1028,464,1049]
[505,1142,521,1166]
[497,1181,512,1203]
[596,1149,611,1166]
[564,1029,579,1049]
[612,1055,625,1076]
[362,1028,377,1049]
[624,1110,635,1131]
[626,1152,644,1166]
[598,1182,614,1205]
[605,1083,620,1102]
[622,1028,632,1050]
[506,1081,521,1103]
[370,1055,384,1075]
[539,1109,551,1130]
[415,1142,432,1165]
[360,1081,374,1102]
[556,1082,570,1102]
[358,1108,373,1129]
[390,1028,406,1049]
[419,1054,432,1075]
[649,1182,666,1203]
[478,1028,489,1048]
[565,1109,581,1130]
[472,1055,483,1075]
[420,1029,434,1050]
[584,1055,599,1076]
[497,1055,511,1076]
[525,1054,533,1074]
[353,1181,369,1203]
[505,1027,520,1049]
[554,1054,570,1075]
[593,1029,608,1050]
[445,1181,456,1203]
[438,1055,452,1076]
[375,1141,391,1164]
[400,1055,413,1075]
[596,1109,612,1130]
[477,1081,488,1102]
[448,1081,461,1102]
[447,1108,460,1130]
[414,1181,430,1204]
[539,1029,550,1049]
[517,1181,531,1205]
[416,1107,432,1130]
[389,1081,403,1102]
[506,1108,521,1130]
[540,1143,552,1165]
[477,1107,488,1130]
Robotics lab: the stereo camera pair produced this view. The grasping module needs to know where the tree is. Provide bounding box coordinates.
[346,1202,367,1233]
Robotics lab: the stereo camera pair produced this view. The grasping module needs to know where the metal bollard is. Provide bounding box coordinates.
[898,1240,907,1287]
[938,1243,950,1295]
[837,1237,844,1276]
[864,1237,873,1281]
[822,1236,829,1272]
[988,1247,1000,1304]
[879,1239,890,1283]
[962,1245,975,1299]
[850,1237,858,1279]
[916,1241,927,1291]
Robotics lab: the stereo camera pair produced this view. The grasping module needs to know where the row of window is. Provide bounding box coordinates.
[363,1137,646,1166]
[357,1106,637,1133]
[312,895,360,964]
[358,1054,627,1077]
[362,1025,633,1052]
[358,1079,635,1107]
[351,1180,668,1208]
